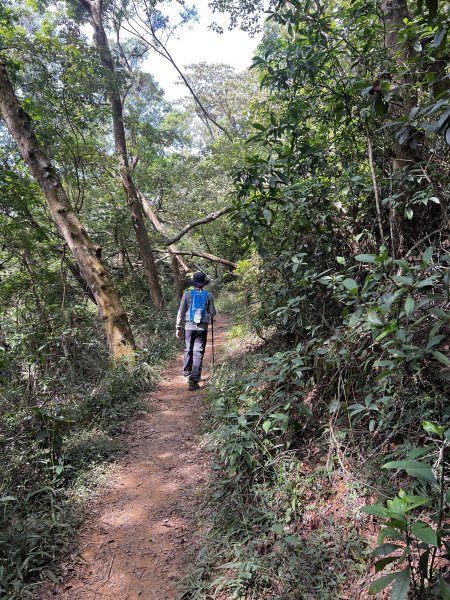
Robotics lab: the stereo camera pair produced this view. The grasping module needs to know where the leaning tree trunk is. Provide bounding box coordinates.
[79,0,163,308]
[0,58,135,358]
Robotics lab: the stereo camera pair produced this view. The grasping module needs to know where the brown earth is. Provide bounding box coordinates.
[38,316,228,600]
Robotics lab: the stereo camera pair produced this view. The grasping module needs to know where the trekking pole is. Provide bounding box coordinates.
[211,317,215,371]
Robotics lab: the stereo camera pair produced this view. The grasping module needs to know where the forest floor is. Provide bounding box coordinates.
[38,315,229,600]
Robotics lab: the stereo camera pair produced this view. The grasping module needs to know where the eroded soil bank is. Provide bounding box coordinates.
[39,316,228,600]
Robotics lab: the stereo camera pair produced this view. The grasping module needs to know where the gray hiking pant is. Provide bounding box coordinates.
[183,329,207,382]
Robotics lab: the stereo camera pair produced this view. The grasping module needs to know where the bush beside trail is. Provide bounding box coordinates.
[183,265,450,598]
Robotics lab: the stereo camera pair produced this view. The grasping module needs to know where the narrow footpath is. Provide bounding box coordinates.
[41,315,228,600]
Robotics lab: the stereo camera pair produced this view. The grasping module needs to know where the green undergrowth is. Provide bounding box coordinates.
[182,306,368,599]
[0,298,177,598]
[182,257,450,599]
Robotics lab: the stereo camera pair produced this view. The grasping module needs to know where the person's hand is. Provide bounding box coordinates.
[176,329,183,340]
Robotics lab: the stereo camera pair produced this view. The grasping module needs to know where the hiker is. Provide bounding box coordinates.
[176,271,216,391]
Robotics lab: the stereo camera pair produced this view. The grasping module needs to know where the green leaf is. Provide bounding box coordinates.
[404,206,413,220]
[355,254,376,263]
[296,403,312,416]
[376,320,398,341]
[392,275,413,286]
[430,307,450,319]
[422,421,444,439]
[262,420,272,433]
[377,527,405,544]
[386,519,408,532]
[271,523,284,535]
[368,571,400,595]
[375,94,388,117]
[390,567,410,600]
[445,126,450,146]
[427,335,445,351]
[418,548,430,578]
[431,26,446,48]
[404,296,415,315]
[374,360,395,368]
[362,504,388,517]
[348,309,362,327]
[438,575,450,600]
[349,403,367,417]
[368,309,383,327]
[252,122,266,131]
[415,277,435,289]
[269,412,289,421]
[411,522,438,547]
[43,569,61,584]
[375,556,398,573]
[372,543,403,557]
[284,535,301,546]
[382,459,425,470]
[432,351,450,366]
[342,278,358,293]
[407,446,432,459]
[422,246,433,265]
[382,460,437,484]
[263,208,272,224]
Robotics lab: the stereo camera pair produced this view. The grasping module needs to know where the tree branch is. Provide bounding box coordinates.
[404,228,448,259]
[130,155,139,171]
[118,14,233,140]
[155,248,236,269]
[163,206,233,245]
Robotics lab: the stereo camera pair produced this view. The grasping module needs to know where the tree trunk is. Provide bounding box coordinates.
[0,57,136,359]
[381,0,416,172]
[381,0,417,253]
[63,252,98,304]
[81,0,163,308]
[170,254,184,299]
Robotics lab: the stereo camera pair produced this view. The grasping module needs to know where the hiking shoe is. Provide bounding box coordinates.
[188,380,200,391]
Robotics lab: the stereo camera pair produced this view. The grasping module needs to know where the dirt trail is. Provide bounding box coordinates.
[41,316,228,600]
